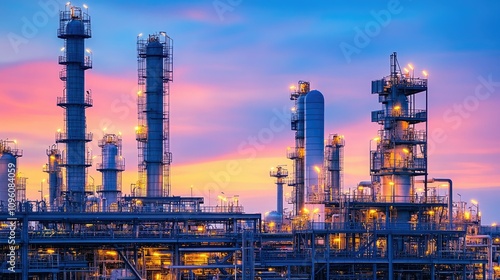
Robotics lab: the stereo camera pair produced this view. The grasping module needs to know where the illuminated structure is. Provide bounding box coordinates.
[55,4,93,210]
[288,81,325,216]
[0,4,498,278]
[96,134,125,207]
[43,145,63,207]
[136,32,173,198]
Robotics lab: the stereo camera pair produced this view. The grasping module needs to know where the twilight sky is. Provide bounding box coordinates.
[1,1,499,223]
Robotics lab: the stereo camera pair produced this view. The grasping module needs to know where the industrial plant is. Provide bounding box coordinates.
[2,4,500,280]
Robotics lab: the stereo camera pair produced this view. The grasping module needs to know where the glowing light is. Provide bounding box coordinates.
[393,105,401,111]
[303,207,309,214]
[313,208,320,214]
[389,181,394,186]
[369,209,377,214]
[60,47,65,52]
[47,249,55,254]
[160,31,166,36]
[471,199,478,205]
[422,70,428,77]
[402,148,410,154]
[197,225,204,232]
[102,127,107,131]
[492,222,497,227]
[314,166,321,174]
[134,126,139,131]
[373,136,380,141]
[57,128,61,133]
[83,4,88,9]
[428,210,435,216]
[464,211,471,220]
[66,2,71,6]
[289,85,296,91]
[137,90,142,96]
[105,251,117,256]
[13,140,17,144]
[138,33,143,37]
[85,48,91,53]
[408,63,414,70]
[403,67,409,73]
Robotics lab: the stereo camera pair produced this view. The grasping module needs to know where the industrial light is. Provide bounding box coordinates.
[289,85,296,91]
[66,2,71,6]
[408,63,414,70]
[85,48,92,53]
[83,4,88,9]
[373,137,380,141]
[471,199,478,205]
[138,33,143,37]
[60,47,65,52]
[402,148,410,154]
[47,249,55,254]
[422,70,428,77]
[160,31,166,36]
[403,68,409,73]
[393,105,401,110]
[314,166,321,173]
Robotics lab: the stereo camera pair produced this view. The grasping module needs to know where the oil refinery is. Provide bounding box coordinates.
[2,4,500,280]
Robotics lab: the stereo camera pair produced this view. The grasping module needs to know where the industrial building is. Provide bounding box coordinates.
[1,4,499,280]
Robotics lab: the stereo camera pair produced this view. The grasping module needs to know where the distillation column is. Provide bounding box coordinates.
[97,134,125,207]
[288,81,309,216]
[55,5,93,210]
[370,52,428,203]
[304,89,324,202]
[43,145,63,207]
[136,32,173,197]
[324,134,344,201]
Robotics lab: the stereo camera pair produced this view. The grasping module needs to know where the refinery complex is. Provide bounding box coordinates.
[2,4,500,280]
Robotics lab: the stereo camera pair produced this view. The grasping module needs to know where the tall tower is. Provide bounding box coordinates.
[324,134,344,202]
[55,4,93,210]
[136,32,173,197]
[288,81,309,216]
[97,134,125,207]
[288,81,325,215]
[304,89,324,202]
[370,52,428,203]
[43,145,63,207]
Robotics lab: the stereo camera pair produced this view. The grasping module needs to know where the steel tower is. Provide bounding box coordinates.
[269,165,288,218]
[55,4,93,210]
[324,134,344,202]
[43,145,63,207]
[288,81,309,216]
[96,134,125,207]
[136,32,173,197]
[370,52,428,204]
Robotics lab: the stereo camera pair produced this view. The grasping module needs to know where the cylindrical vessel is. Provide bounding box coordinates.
[145,39,164,197]
[304,90,324,200]
[0,153,16,203]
